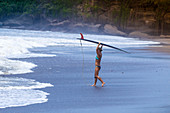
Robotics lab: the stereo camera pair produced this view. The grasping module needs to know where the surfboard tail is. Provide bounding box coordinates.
[80,33,84,39]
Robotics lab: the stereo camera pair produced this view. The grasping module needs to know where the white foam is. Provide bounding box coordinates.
[0,77,53,89]
[0,29,57,109]
[0,57,37,75]
[0,36,58,58]
[0,76,53,109]
[0,35,59,75]
[0,89,49,109]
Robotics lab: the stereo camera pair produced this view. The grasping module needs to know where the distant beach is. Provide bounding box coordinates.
[148,38,170,54]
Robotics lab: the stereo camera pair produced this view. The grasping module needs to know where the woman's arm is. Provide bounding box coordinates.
[96,42,102,56]
[96,42,100,52]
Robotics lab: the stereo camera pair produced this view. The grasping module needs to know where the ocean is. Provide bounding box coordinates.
[1,28,170,113]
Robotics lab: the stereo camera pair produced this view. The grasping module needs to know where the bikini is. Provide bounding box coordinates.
[95,56,101,69]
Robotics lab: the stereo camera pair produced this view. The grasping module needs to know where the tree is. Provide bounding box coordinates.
[143,0,170,35]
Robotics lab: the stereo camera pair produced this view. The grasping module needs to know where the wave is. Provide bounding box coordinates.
[0,29,160,75]
[0,76,53,109]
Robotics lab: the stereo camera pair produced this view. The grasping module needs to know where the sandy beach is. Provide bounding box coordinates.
[148,38,170,54]
[2,42,170,113]
[1,29,170,113]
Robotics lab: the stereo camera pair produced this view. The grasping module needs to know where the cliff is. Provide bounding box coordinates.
[0,0,169,38]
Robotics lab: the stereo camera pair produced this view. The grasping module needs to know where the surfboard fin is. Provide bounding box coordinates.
[80,33,84,39]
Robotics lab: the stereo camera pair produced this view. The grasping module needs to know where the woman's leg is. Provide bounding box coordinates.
[92,67,105,87]
[91,67,99,86]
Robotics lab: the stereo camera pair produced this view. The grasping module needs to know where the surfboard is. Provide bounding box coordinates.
[77,33,129,53]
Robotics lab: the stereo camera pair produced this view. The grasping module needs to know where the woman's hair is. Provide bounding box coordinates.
[98,47,102,51]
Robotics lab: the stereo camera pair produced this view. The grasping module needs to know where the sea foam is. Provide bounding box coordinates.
[0,35,57,75]
[0,29,57,108]
[0,77,53,109]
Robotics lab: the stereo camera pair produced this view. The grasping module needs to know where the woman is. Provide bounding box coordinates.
[91,42,105,87]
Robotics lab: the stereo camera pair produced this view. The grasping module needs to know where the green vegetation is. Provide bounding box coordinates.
[0,0,37,19]
[142,0,170,34]
[115,0,133,30]
[0,0,83,20]
[41,0,83,20]
[0,0,169,22]
[0,0,169,34]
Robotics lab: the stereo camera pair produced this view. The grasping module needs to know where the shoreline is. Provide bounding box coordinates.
[1,27,169,55]
[147,38,170,54]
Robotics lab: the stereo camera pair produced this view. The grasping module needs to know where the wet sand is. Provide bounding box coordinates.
[149,38,170,54]
[2,39,170,113]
